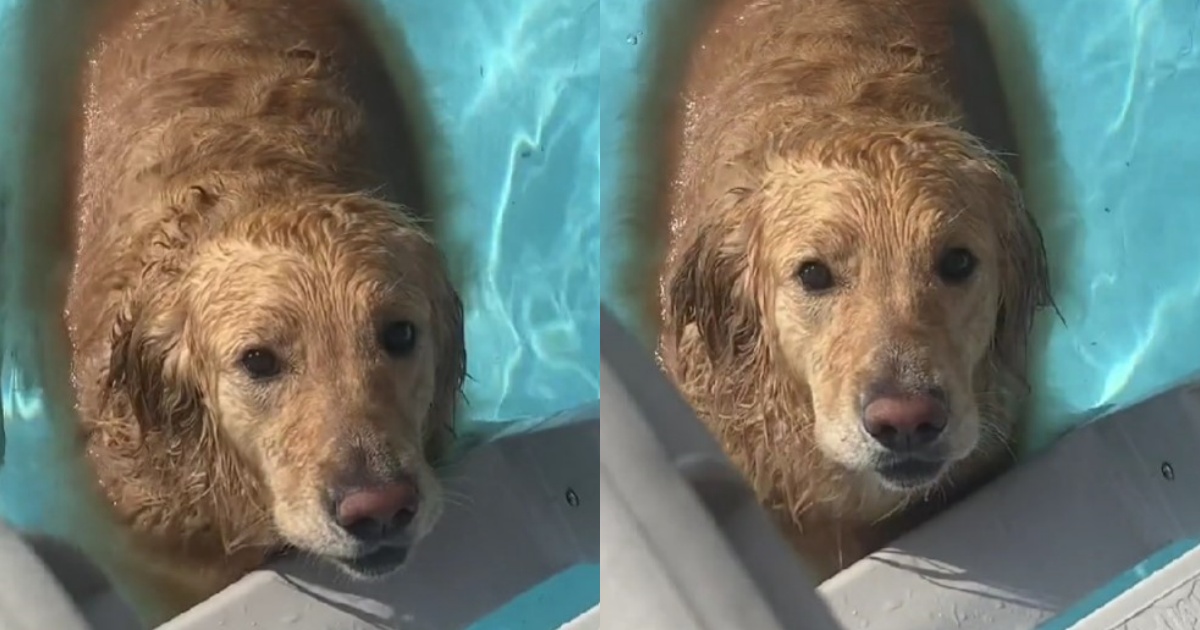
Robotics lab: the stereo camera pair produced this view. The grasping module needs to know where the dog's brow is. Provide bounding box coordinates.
[943,204,970,226]
[379,278,429,303]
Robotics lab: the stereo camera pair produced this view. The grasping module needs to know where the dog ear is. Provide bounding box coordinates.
[104,195,212,442]
[665,199,762,364]
[987,166,1053,386]
[106,287,206,442]
[424,272,465,465]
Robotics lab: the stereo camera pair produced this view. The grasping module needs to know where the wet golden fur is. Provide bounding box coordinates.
[63,0,464,622]
[653,0,1050,577]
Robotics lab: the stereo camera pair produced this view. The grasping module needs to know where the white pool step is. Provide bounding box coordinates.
[600,308,841,630]
[0,528,93,630]
[820,381,1200,630]
[1069,542,1200,630]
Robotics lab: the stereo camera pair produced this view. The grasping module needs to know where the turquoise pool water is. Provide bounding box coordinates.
[0,0,598,627]
[968,0,1200,455]
[387,0,599,423]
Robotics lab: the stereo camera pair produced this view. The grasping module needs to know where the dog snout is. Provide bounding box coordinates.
[332,477,419,544]
[860,385,948,453]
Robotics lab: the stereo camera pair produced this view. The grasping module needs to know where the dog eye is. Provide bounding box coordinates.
[936,248,978,284]
[796,260,835,293]
[380,321,418,358]
[240,348,282,380]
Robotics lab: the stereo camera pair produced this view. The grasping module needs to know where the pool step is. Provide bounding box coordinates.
[820,382,1200,630]
[1068,541,1200,630]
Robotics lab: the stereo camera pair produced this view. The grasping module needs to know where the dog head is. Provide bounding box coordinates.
[107,188,465,577]
[667,124,1049,503]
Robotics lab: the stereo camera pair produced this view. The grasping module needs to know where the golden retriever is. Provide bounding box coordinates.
[63,0,464,622]
[652,0,1051,577]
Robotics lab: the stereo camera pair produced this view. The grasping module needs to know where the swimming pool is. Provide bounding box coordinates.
[0,0,598,626]
[605,0,1200,460]
[604,0,1200,627]
[0,0,599,516]
[389,0,600,423]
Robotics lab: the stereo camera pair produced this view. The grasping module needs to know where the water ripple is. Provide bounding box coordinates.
[383,0,600,421]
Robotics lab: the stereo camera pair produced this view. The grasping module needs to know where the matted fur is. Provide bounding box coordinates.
[654,0,1051,577]
[64,0,465,623]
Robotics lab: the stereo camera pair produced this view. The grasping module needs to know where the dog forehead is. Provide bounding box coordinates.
[760,163,989,251]
[190,239,430,317]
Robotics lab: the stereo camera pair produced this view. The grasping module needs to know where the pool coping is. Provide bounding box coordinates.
[819,380,1200,629]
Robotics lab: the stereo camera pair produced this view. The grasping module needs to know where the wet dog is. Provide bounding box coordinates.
[65,0,464,621]
[653,0,1050,576]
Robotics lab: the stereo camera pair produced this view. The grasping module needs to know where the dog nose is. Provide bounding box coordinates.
[861,391,947,452]
[334,480,419,543]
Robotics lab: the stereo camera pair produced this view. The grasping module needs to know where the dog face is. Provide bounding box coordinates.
[763,160,1001,492]
[668,127,1048,498]
[109,194,465,577]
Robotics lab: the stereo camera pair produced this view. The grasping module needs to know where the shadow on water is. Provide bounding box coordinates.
[382,0,600,421]
[965,0,1086,455]
[351,0,477,302]
[603,0,713,348]
[0,0,126,561]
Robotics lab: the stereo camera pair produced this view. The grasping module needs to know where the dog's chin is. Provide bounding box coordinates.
[872,457,948,492]
[332,545,411,580]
